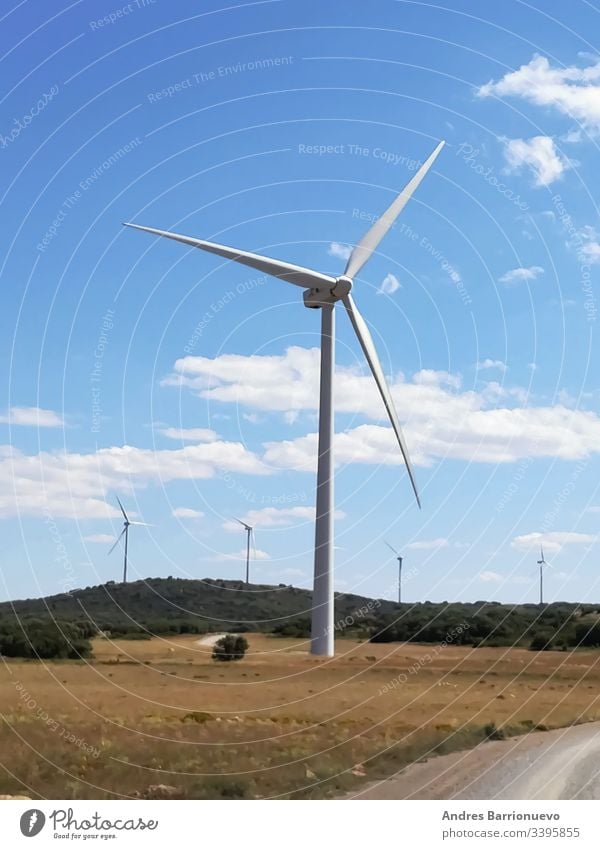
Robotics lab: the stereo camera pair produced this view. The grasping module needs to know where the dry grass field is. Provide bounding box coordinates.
[2,634,600,799]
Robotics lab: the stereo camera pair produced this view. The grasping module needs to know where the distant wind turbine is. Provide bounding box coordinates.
[124,139,444,655]
[234,518,255,584]
[385,541,404,604]
[108,496,151,583]
[537,544,551,605]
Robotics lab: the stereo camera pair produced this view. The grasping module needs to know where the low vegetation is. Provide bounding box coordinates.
[0,577,395,643]
[2,579,600,658]
[370,600,600,651]
[0,618,92,659]
[0,578,600,657]
[212,634,248,661]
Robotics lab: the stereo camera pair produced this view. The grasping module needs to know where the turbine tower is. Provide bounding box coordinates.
[108,496,151,583]
[385,541,404,604]
[235,517,255,584]
[124,139,444,655]
[537,544,549,605]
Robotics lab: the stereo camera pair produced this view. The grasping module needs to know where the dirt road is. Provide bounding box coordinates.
[347,722,600,800]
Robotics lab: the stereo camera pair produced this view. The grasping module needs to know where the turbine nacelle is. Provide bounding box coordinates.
[303,276,353,309]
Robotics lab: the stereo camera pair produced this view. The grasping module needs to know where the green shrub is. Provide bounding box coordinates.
[484,722,506,740]
[212,634,248,662]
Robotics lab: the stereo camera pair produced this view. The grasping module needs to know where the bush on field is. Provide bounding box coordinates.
[212,634,248,662]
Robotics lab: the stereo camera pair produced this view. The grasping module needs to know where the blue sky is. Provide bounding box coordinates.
[2,0,600,605]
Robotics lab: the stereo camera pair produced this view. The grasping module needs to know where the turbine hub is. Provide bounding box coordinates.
[303,276,353,309]
[332,275,352,299]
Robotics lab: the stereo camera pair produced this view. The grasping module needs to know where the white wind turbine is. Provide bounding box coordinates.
[537,544,552,605]
[234,517,255,585]
[385,541,404,604]
[124,139,444,655]
[108,496,152,583]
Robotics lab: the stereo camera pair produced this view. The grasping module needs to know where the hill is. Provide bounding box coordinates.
[0,577,395,636]
[2,578,600,649]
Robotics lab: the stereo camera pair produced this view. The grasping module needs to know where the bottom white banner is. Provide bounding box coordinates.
[0,800,597,847]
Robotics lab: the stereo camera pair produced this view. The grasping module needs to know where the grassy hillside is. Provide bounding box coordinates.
[0,577,394,635]
[1,578,600,649]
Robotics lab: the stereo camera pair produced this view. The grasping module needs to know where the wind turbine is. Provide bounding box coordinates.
[108,496,151,583]
[385,541,404,604]
[234,517,255,584]
[537,544,551,605]
[124,139,444,655]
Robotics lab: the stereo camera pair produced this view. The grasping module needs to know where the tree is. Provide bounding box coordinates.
[212,634,248,662]
[0,618,92,659]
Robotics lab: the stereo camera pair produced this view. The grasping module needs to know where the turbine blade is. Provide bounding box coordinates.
[129,521,153,527]
[251,527,257,562]
[344,141,445,279]
[384,540,400,556]
[115,495,128,522]
[233,516,249,530]
[342,293,420,508]
[123,223,336,291]
[107,527,126,555]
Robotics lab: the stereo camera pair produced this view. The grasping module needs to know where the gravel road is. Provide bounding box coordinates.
[347,723,600,800]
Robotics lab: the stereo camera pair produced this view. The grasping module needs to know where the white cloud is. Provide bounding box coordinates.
[0,440,268,519]
[478,54,600,131]
[407,538,450,550]
[499,265,544,285]
[502,136,569,187]
[0,407,64,427]
[480,381,527,405]
[561,128,583,143]
[378,273,401,295]
[163,347,323,414]
[511,531,596,553]
[479,570,503,583]
[157,426,218,442]
[222,505,345,531]
[574,225,600,264]
[477,359,507,373]
[218,548,271,561]
[265,405,600,471]
[83,534,115,544]
[9,342,600,523]
[242,413,262,424]
[172,507,205,520]
[413,369,462,390]
[167,347,600,470]
[328,242,352,261]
